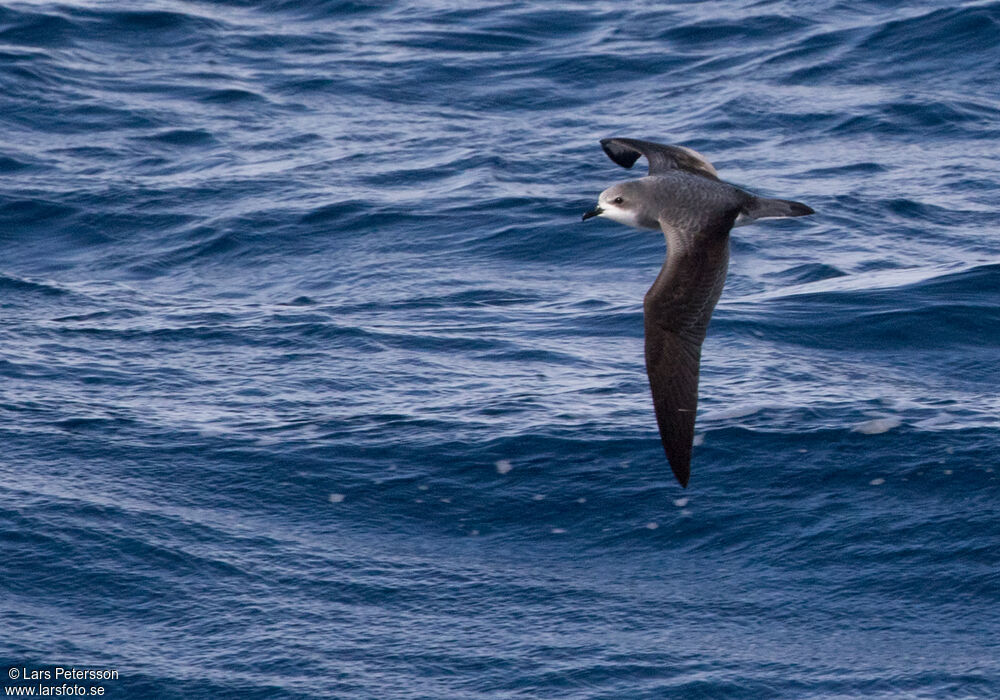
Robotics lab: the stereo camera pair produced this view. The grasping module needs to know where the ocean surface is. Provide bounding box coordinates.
[2,1,999,698]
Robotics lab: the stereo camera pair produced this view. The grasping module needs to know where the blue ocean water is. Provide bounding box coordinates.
[2,0,999,697]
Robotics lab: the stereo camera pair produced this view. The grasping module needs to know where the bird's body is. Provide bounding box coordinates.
[583,138,814,487]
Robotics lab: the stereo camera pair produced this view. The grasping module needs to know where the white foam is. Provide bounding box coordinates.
[869,478,885,486]
[495,459,513,475]
[673,497,689,507]
[550,527,566,534]
[328,493,345,503]
[703,406,760,421]
[692,433,705,447]
[645,522,659,530]
[852,417,902,435]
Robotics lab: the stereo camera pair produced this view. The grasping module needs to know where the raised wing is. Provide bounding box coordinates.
[601,137,719,180]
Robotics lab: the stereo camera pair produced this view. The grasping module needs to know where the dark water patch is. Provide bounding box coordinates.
[0,47,51,63]
[767,262,848,285]
[854,258,906,273]
[50,145,125,162]
[2,62,71,98]
[0,275,68,298]
[254,321,387,352]
[739,299,1000,351]
[725,264,1000,351]
[543,52,687,87]
[42,316,279,349]
[880,197,989,230]
[859,4,1000,56]
[102,10,217,32]
[559,309,643,338]
[140,129,217,147]
[658,14,813,48]
[228,29,343,56]
[245,0,393,19]
[881,197,950,224]
[467,82,587,113]
[0,198,76,231]
[300,199,385,225]
[391,29,538,53]
[804,161,887,177]
[0,155,32,172]
[54,416,140,432]
[0,8,76,47]
[831,99,1000,137]
[71,8,227,48]
[61,211,200,249]
[758,23,862,72]
[127,233,242,274]
[247,132,323,151]
[784,4,1000,85]
[51,308,145,324]
[473,346,584,366]
[7,98,161,135]
[299,207,461,250]
[274,76,341,96]
[490,7,596,39]
[901,263,1000,295]
[396,288,545,310]
[199,88,269,105]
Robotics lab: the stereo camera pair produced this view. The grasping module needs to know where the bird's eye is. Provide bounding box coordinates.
[613,196,624,204]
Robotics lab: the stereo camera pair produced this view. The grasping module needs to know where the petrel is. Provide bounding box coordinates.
[583,138,814,487]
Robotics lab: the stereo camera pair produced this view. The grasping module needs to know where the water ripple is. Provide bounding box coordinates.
[2,1,999,698]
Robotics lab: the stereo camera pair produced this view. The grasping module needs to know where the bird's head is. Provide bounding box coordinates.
[582,181,658,230]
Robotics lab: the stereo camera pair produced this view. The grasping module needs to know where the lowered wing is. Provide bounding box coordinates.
[643,212,735,487]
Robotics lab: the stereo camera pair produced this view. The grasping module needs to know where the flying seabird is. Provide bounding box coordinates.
[583,138,814,487]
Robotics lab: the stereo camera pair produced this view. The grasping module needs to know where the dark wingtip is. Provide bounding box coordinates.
[670,461,690,488]
[600,138,642,169]
[790,201,815,217]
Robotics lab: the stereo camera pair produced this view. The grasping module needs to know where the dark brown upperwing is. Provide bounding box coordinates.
[600,138,719,180]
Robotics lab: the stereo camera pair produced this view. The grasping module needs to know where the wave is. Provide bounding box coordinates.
[722,263,1000,350]
[0,274,69,297]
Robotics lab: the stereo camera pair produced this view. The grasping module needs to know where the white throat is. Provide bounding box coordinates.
[600,204,641,229]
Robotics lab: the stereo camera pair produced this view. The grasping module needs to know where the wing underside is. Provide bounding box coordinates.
[644,324,702,488]
[642,213,734,488]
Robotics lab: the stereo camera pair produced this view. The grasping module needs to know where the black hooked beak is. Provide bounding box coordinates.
[582,206,603,221]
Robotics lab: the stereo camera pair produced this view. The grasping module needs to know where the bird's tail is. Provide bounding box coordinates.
[735,196,814,227]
